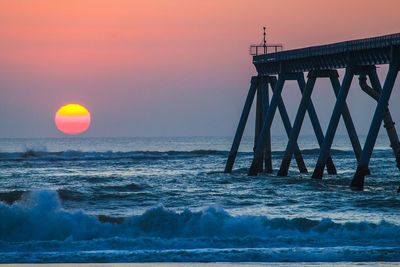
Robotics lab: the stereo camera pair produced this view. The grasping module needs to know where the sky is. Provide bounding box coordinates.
[0,0,400,138]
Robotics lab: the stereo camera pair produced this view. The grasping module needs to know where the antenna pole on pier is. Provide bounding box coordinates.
[263,27,267,54]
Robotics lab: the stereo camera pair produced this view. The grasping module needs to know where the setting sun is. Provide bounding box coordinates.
[55,104,91,135]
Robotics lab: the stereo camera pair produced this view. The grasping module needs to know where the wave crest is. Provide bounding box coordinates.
[0,190,399,246]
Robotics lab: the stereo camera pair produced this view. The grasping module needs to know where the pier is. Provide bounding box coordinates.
[225,31,400,191]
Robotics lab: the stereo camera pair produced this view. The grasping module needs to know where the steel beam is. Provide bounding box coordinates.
[270,77,308,173]
[225,77,258,173]
[366,68,400,169]
[262,78,273,173]
[312,68,355,179]
[277,73,317,176]
[351,64,399,190]
[254,79,265,172]
[297,74,337,175]
[330,72,363,162]
[248,74,286,175]
[277,71,354,177]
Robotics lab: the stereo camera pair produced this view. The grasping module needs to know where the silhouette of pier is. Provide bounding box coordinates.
[225,31,400,191]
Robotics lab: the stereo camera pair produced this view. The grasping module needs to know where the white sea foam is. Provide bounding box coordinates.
[0,190,399,262]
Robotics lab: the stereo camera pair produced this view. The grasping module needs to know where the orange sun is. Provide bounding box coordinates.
[55,104,91,135]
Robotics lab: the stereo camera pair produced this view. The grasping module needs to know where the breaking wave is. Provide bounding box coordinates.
[0,190,399,262]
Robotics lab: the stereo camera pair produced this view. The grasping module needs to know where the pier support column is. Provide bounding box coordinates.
[312,68,355,179]
[225,77,258,173]
[261,78,273,173]
[248,74,287,175]
[254,77,269,173]
[257,76,308,174]
[351,63,399,190]
[249,74,308,176]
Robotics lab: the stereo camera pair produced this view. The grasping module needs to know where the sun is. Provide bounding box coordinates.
[55,104,91,135]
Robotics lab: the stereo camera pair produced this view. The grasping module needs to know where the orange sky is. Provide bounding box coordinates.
[2,0,399,73]
[0,0,400,137]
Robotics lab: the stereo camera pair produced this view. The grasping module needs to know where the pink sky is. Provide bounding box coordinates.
[0,0,400,137]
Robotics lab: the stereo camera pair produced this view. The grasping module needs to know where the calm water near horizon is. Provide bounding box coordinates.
[0,135,399,263]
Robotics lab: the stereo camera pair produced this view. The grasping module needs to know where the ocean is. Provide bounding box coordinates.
[0,135,399,263]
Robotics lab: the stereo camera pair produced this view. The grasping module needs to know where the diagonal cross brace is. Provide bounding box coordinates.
[249,73,291,175]
[278,70,362,177]
[351,63,400,190]
[330,72,363,163]
[361,69,400,170]
[254,76,307,173]
[225,75,308,174]
[277,71,339,176]
[312,68,355,179]
[225,77,258,173]
[249,73,323,176]
[296,73,337,175]
[269,76,308,174]
[251,76,308,174]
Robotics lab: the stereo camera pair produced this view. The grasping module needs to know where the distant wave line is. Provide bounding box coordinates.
[0,147,391,161]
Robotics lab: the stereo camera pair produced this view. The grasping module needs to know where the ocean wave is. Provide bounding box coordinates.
[0,147,392,162]
[0,149,228,161]
[300,148,351,155]
[0,190,399,262]
[96,182,145,192]
[0,190,399,243]
[1,246,400,263]
[0,185,151,204]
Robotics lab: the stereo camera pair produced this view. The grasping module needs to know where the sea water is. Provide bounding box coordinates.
[0,135,399,263]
